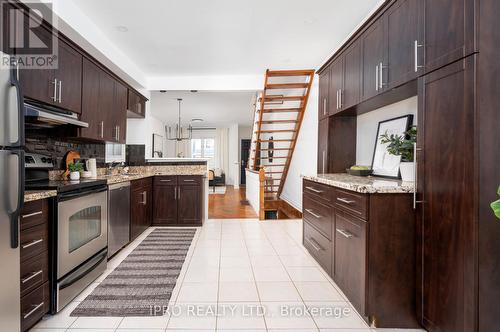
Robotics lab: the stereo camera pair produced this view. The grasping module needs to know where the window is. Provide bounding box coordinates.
[191,138,215,168]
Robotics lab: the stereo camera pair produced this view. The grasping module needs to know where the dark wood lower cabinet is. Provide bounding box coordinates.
[153,175,204,226]
[19,199,50,332]
[303,179,418,328]
[130,178,152,241]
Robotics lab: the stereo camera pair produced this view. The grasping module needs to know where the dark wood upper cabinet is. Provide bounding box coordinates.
[420,0,476,74]
[114,81,128,143]
[417,56,476,332]
[386,0,420,88]
[328,57,344,115]
[317,118,329,174]
[99,69,116,142]
[127,89,146,118]
[318,70,330,120]
[342,41,362,110]
[361,18,388,101]
[55,40,82,113]
[80,58,102,140]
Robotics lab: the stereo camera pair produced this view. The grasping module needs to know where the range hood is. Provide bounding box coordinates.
[24,103,89,128]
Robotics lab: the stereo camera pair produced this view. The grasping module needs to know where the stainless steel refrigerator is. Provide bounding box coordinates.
[0,50,24,332]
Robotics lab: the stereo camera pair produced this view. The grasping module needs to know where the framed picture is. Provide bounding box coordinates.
[371,115,413,178]
[152,134,163,158]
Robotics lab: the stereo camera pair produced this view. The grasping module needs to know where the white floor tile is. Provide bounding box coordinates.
[118,315,170,329]
[286,267,329,282]
[218,282,259,302]
[33,301,79,329]
[176,282,219,303]
[249,255,283,268]
[263,302,317,329]
[257,282,302,302]
[70,316,123,329]
[216,303,266,329]
[184,267,219,283]
[253,266,291,282]
[219,267,254,282]
[306,302,368,329]
[166,303,217,329]
[294,282,345,302]
[280,254,319,267]
[220,255,251,268]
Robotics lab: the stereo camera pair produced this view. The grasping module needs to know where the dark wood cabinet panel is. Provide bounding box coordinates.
[20,199,48,231]
[153,184,177,225]
[317,118,329,174]
[342,41,362,110]
[127,89,147,118]
[318,70,330,120]
[329,116,356,173]
[386,0,420,88]
[114,81,128,143]
[303,221,332,275]
[178,184,202,225]
[334,209,367,316]
[80,58,103,140]
[420,0,476,74]
[361,19,387,101]
[55,40,82,113]
[130,178,152,241]
[418,57,476,332]
[100,70,117,142]
[328,58,343,115]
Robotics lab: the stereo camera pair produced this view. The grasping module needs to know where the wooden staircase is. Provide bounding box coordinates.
[249,69,315,217]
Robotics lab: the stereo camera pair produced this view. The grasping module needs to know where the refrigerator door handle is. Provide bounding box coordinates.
[9,150,24,249]
[9,59,25,147]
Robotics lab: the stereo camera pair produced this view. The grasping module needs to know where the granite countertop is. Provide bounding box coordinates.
[97,165,208,185]
[302,173,415,194]
[24,190,58,202]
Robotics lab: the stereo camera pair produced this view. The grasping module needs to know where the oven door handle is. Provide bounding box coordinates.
[58,186,108,202]
[58,249,107,291]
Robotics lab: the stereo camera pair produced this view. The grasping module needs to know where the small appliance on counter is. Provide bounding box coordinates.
[85,158,97,178]
[24,153,108,313]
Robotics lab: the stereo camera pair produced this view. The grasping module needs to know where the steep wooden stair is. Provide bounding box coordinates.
[249,69,315,218]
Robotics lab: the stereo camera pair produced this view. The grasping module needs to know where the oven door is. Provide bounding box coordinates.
[57,187,108,279]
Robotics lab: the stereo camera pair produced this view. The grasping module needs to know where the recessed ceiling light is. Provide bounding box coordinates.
[160,90,167,93]
[190,90,198,93]
[191,118,203,122]
[116,26,129,32]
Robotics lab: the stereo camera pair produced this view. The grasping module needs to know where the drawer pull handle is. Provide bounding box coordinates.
[22,270,43,284]
[183,179,195,182]
[22,211,43,219]
[22,239,43,249]
[337,198,355,204]
[336,228,354,239]
[306,237,323,252]
[160,179,171,182]
[23,302,44,319]
[306,186,323,194]
[305,209,322,219]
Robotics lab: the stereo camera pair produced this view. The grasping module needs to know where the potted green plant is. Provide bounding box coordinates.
[379,126,417,182]
[492,186,500,219]
[68,161,84,181]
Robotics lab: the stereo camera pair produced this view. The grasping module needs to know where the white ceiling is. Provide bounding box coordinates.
[70,0,381,78]
[150,91,256,127]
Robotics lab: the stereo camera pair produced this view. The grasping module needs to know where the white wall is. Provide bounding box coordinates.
[228,124,240,187]
[280,81,319,211]
[245,170,261,216]
[356,96,417,165]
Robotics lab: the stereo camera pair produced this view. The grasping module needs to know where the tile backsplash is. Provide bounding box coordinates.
[25,135,105,170]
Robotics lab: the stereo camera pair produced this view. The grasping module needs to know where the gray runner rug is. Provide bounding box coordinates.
[71,228,196,316]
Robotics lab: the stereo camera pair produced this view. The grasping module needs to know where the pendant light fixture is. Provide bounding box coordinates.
[166,98,193,141]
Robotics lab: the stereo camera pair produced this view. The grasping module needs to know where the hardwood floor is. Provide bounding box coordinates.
[208,186,258,219]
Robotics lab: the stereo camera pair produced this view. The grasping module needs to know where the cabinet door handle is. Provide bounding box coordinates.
[305,209,322,219]
[141,191,147,205]
[336,228,353,239]
[306,237,323,252]
[22,238,43,249]
[339,89,342,109]
[323,98,327,115]
[174,186,177,200]
[178,186,181,200]
[379,62,386,89]
[375,65,379,91]
[413,143,424,209]
[100,121,104,138]
[21,211,43,219]
[58,80,62,103]
[335,90,339,110]
[322,150,326,173]
[51,79,58,101]
[414,40,424,72]
[23,302,44,319]
[305,186,323,194]
[21,270,43,284]
[337,197,354,204]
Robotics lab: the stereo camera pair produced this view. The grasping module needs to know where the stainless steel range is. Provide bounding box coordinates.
[25,153,108,313]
